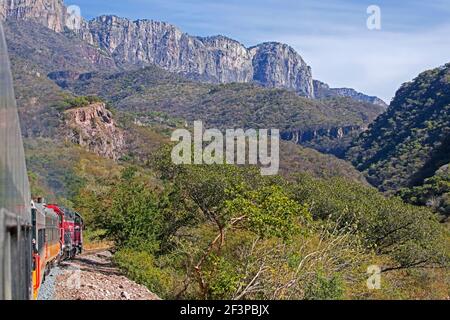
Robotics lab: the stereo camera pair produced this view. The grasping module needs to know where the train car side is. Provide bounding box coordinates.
[0,21,33,300]
[31,201,61,300]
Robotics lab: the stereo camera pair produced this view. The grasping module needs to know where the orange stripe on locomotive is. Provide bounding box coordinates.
[31,200,61,300]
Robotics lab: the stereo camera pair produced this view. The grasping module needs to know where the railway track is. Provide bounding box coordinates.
[52,250,160,300]
[79,247,113,257]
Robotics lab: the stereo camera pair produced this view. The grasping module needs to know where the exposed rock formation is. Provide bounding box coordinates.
[281,125,362,144]
[76,16,315,97]
[250,42,313,97]
[78,17,256,83]
[0,0,68,32]
[2,0,387,103]
[1,1,316,98]
[196,35,254,83]
[63,103,124,160]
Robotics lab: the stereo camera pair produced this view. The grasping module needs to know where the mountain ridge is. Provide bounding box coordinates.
[0,0,385,104]
[74,14,315,97]
[314,80,387,107]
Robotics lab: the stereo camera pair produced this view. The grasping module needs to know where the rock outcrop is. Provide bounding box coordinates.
[251,42,313,97]
[2,0,387,103]
[0,0,68,32]
[1,1,316,98]
[77,16,315,97]
[78,17,257,83]
[281,125,362,144]
[63,103,124,160]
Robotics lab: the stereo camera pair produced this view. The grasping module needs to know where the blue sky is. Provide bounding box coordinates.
[66,0,450,102]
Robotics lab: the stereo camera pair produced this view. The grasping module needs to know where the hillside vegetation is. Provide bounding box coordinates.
[6,15,448,301]
[347,64,450,217]
[66,66,385,133]
[4,21,116,73]
[74,152,449,300]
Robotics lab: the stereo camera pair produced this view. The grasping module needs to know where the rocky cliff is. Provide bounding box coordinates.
[63,102,124,160]
[281,125,362,144]
[2,0,388,103]
[1,1,316,98]
[78,17,256,83]
[76,16,315,97]
[280,124,365,157]
[0,0,68,32]
[250,42,313,97]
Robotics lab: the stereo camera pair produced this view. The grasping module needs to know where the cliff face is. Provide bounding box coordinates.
[1,0,316,98]
[197,35,254,83]
[63,103,124,160]
[0,0,67,32]
[281,125,362,144]
[77,16,315,97]
[251,43,314,97]
[2,0,388,103]
[77,17,255,84]
[280,125,364,157]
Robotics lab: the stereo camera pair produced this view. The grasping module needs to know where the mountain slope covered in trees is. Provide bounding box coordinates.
[64,66,385,132]
[62,65,385,156]
[5,19,385,155]
[347,64,450,217]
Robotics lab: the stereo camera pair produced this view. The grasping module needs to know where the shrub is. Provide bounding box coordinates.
[114,249,174,299]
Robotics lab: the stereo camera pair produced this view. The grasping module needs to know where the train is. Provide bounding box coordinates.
[31,199,84,299]
[46,204,84,260]
[0,21,84,300]
[0,197,84,300]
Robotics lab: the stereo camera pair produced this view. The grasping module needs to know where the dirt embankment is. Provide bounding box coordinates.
[53,251,160,300]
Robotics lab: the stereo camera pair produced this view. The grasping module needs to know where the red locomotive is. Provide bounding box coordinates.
[31,199,61,299]
[30,200,84,299]
[46,204,84,259]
